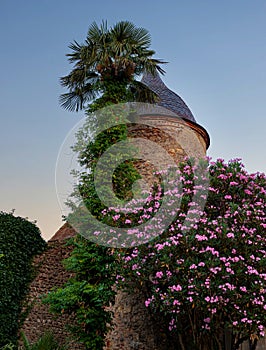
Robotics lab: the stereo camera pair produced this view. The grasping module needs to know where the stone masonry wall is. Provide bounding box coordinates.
[21,237,84,349]
[104,286,176,350]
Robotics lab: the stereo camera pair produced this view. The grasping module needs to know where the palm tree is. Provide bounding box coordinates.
[60,20,166,111]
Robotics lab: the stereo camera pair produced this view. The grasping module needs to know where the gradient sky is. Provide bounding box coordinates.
[0,0,265,240]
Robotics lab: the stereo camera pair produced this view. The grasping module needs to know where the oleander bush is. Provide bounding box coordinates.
[113,158,266,350]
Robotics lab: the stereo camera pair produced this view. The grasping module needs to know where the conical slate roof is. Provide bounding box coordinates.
[141,72,196,123]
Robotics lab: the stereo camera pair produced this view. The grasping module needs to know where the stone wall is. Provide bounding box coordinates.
[128,115,209,162]
[21,233,84,349]
[104,286,177,350]
[241,338,266,350]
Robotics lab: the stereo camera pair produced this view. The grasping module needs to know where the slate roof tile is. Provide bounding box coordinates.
[141,72,196,122]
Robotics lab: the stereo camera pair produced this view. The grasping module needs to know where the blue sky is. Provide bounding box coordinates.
[0,0,265,240]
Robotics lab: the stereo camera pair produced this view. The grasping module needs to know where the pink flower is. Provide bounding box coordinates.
[195,234,208,241]
[244,189,252,195]
[190,264,197,269]
[227,232,234,238]
[169,285,182,292]
[169,318,176,331]
[166,270,172,277]
[132,264,139,270]
[209,187,217,192]
[231,256,239,262]
[155,271,164,279]
[145,298,152,307]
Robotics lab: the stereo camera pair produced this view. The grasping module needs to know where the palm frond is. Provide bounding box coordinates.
[59,84,99,112]
[59,91,84,112]
[60,69,98,88]
[111,21,151,47]
[66,40,83,63]
[87,20,108,44]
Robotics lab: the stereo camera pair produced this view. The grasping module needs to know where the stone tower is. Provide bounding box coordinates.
[104,72,210,350]
[21,73,210,349]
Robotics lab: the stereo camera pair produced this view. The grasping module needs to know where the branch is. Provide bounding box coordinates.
[178,333,186,350]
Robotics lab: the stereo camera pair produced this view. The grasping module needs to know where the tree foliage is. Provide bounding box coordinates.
[0,211,46,348]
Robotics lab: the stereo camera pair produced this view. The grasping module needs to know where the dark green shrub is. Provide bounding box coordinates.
[0,211,47,347]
